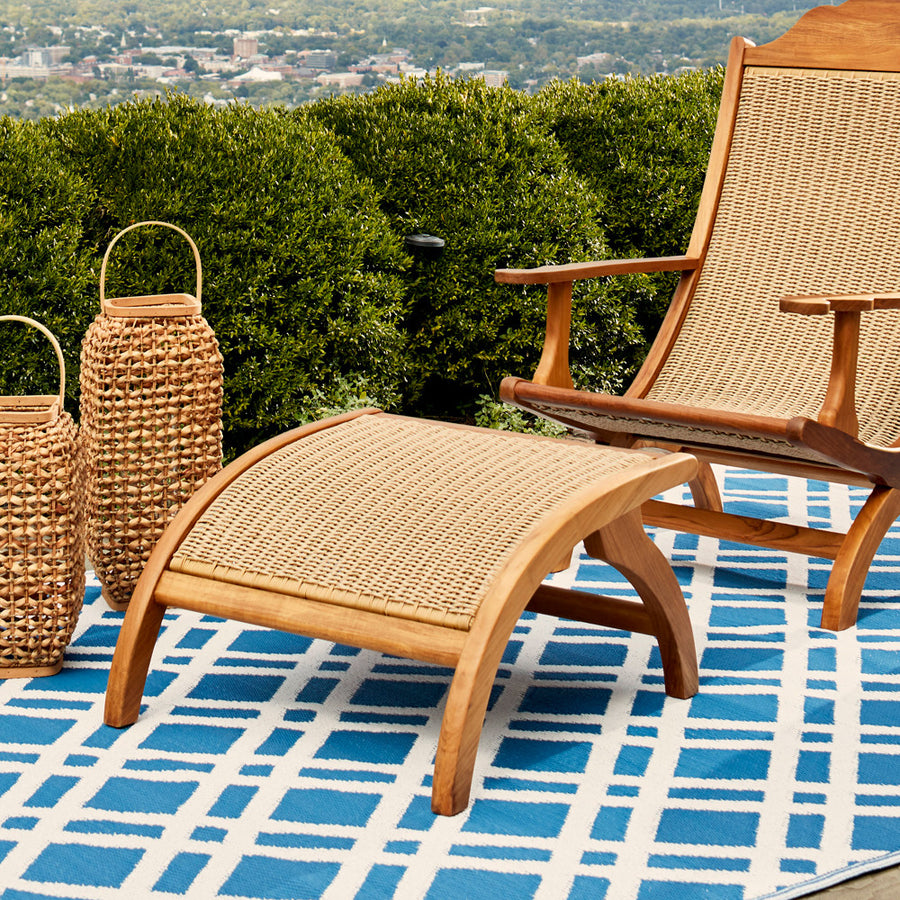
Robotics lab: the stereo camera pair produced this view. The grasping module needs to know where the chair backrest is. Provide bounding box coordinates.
[640,0,900,449]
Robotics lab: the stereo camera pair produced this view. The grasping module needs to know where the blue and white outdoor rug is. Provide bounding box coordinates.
[1,468,900,899]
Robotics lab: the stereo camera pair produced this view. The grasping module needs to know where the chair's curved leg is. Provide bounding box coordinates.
[103,577,167,727]
[688,460,723,512]
[821,485,900,631]
[584,509,698,699]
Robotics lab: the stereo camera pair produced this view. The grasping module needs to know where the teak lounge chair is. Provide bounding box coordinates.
[105,411,699,815]
[499,0,900,632]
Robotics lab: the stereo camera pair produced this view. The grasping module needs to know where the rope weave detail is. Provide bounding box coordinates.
[81,313,223,606]
[0,412,86,671]
[172,415,660,630]
[644,68,900,448]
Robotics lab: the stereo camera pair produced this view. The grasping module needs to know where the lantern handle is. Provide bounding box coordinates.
[0,314,65,408]
[100,221,202,317]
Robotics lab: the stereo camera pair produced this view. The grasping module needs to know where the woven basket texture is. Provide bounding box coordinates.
[171,414,664,631]
[526,403,827,463]
[81,313,223,607]
[535,68,900,456]
[1,318,86,674]
[0,414,86,672]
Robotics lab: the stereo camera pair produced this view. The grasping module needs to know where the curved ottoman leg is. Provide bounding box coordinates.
[104,577,167,727]
[103,410,379,727]
[821,485,900,631]
[432,633,509,816]
[689,460,723,512]
[431,453,700,814]
[433,508,699,815]
[585,509,698,699]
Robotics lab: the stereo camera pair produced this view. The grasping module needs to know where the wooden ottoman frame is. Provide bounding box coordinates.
[104,409,699,815]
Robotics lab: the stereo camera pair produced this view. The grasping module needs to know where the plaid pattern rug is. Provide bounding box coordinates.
[0,468,899,899]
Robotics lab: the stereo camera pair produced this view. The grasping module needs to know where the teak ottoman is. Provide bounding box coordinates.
[104,409,700,815]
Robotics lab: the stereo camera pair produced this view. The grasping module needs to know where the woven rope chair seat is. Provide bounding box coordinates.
[170,414,664,631]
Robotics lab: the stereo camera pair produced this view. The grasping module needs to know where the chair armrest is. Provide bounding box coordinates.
[495,255,700,286]
[496,256,701,389]
[780,292,900,314]
[779,291,900,436]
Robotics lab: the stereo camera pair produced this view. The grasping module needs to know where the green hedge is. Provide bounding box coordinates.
[537,70,723,331]
[308,73,648,418]
[0,72,720,455]
[43,95,409,456]
[0,118,96,402]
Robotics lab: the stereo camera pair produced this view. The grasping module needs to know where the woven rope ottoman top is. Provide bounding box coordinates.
[170,413,673,631]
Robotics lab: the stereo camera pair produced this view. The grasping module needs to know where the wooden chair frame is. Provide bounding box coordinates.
[499,0,900,631]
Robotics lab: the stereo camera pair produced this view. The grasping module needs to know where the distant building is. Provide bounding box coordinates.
[350,61,398,75]
[396,65,429,80]
[154,46,218,61]
[303,49,337,70]
[1,47,71,80]
[577,51,615,69]
[316,72,364,88]
[461,8,494,26]
[24,46,70,66]
[200,58,240,74]
[231,66,282,83]
[479,70,507,87]
[97,63,132,78]
[233,37,258,59]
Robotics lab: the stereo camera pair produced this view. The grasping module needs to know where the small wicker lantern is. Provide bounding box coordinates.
[0,315,86,677]
[81,221,223,609]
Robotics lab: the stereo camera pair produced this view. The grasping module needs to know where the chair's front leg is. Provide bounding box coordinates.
[822,485,900,631]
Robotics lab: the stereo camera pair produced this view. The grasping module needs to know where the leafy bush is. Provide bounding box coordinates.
[308,73,647,418]
[474,394,567,436]
[536,69,723,332]
[0,117,96,407]
[41,95,408,457]
[0,72,721,448]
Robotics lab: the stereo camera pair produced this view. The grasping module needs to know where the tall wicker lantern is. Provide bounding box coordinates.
[0,316,86,677]
[81,221,223,609]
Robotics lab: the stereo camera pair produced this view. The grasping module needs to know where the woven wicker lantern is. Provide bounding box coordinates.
[0,315,86,677]
[81,221,223,610]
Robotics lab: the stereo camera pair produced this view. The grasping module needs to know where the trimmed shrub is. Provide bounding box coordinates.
[536,69,723,333]
[0,72,723,447]
[0,117,96,406]
[308,73,648,418]
[41,95,408,457]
